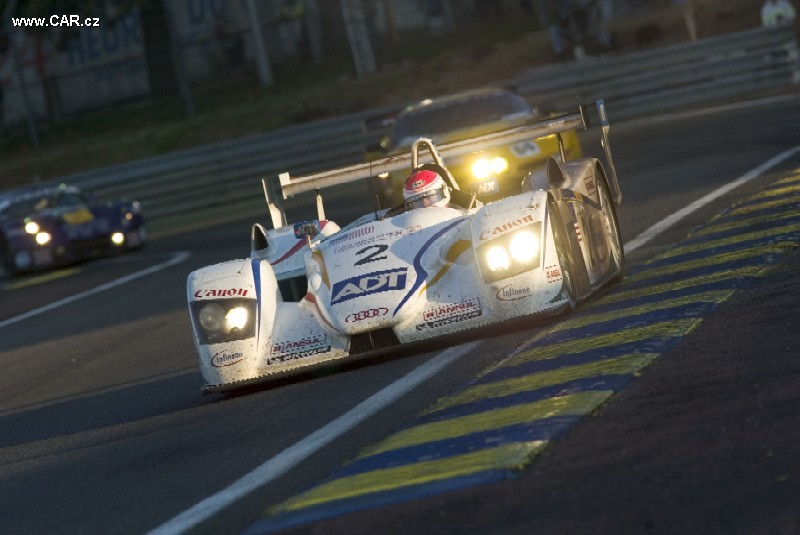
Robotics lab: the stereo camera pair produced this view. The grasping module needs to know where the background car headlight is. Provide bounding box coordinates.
[25,221,40,234]
[471,156,508,180]
[191,298,257,344]
[35,232,52,246]
[111,232,125,246]
[477,222,542,283]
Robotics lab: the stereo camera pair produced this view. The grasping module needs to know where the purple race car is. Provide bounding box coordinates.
[0,184,145,275]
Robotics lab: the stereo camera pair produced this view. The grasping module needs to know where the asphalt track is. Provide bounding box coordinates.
[1,95,799,535]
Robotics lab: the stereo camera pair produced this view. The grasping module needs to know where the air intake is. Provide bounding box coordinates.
[349,328,401,354]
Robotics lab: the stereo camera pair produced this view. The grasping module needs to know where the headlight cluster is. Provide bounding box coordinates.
[471,156,508,180]
[190,298,257,344]
[25,220,52,246]
[477,223,542,283]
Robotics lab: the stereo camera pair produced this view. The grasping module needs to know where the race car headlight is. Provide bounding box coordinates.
[477,222,542,283]
[35,232,52,246]
[509,230,539,264]
[25,221,40,234]
[111,232,125,246]
[198,303,226,331]
[225,306,249,331]
[190,298,257,344]
[471,157,508,180]
[486,246,510,272]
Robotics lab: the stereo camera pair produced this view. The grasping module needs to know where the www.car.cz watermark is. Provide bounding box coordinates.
[12,15,100,27]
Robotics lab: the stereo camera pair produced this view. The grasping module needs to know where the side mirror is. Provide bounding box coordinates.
[293,220,321,240]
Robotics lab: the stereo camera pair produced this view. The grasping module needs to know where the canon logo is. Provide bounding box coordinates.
[479,214,535,240]
[194,288,249,298]
[345,307,389,323]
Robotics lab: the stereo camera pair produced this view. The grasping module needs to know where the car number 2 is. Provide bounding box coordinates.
[354,244,388,266]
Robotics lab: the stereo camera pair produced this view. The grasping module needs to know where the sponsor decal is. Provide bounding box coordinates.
[331,268,407,304]
[266,346,330,365]
[346,307,389,323]
[584,175,597,196]
[479,214,535,240]
[416,297,482,331]
[267,333,331,365]
[475,180,499,195]
[495,284,533,301]
[567,202,577,223]
[194,288,249,299]
[211,351,244,367]
[271,333,327,355]
[545,264,563,283]
[334,225,421,254]
[410,178,426,189]
[328,225,374,247]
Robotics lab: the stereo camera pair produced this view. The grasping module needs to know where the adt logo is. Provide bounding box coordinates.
[331,268,407,304]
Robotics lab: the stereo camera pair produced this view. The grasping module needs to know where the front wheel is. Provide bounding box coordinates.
[11,249,34,275]
[549,201,588,310]
[596,178,624,283]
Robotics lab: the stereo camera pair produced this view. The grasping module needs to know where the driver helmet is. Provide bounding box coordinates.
[403,169,451,209]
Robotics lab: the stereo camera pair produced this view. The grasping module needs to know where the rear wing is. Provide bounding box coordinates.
[265,100,620,229]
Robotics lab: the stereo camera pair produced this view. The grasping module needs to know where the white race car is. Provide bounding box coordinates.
[187,101,624,392]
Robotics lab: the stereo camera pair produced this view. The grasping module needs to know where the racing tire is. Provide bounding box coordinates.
[131,226,147,250]
[11,249,34,275]
[596,177,625,283]
[549,199,589,310]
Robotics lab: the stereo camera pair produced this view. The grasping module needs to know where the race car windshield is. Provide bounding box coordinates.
[1,198,45,220]
[0,191,88,221]
[392,93,533,145]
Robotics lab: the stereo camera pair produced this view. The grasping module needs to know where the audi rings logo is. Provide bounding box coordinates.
[346,307,389,323]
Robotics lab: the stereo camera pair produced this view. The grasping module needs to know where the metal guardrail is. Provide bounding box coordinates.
[510,25,800,120]
[43,26,800,223]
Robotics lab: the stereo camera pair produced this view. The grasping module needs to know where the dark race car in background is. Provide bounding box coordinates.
[364,87,583,204]
[0,184,146,275]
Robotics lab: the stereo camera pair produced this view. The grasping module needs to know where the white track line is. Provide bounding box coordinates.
[620,93,799,129]
[624,145,800,253]
[147,340,482,535]
[0,251,191,330]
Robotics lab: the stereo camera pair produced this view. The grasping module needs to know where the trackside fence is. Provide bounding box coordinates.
[47,26,800,223]
[509,25,800,120]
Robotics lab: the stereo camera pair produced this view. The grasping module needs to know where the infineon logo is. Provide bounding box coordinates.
[331,268,407,304]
